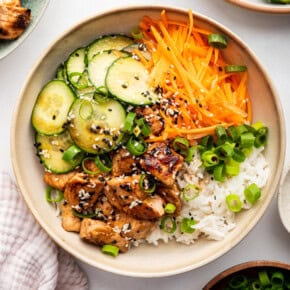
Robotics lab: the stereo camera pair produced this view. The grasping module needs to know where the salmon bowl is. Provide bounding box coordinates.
[11,5,285,277]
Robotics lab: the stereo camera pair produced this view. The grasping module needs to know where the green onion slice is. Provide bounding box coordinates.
[184,146,195,163]
[131,26,143,40]
[213,164,225,182]
[224,158,240,176]
[244,183,261,205]
[164,203,176,214]
[126,136,147,156]
[208,33,228,49]
[69,72,89,89]
[226,193,242,212]
[82,157,100,175]
[139,174,156,194]
[215,125,228,144]
[228,274,248,289]
[225,65,247,73]
[72,208,96,218]
[201,150,220,168]
[46,186,64,203]
[240,132,255,148]
[259,270,271,286]
[180,217,196,233]
[95,154,112,173]
[182,184,200,201]
[62,144,83,165]
[173,136,189,151]
[124,112,136,133]
[101,244,120,257]
[160,216,177,233]
[271,271,284,286]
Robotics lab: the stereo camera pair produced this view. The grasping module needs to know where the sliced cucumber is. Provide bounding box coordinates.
[106,56,159,105]
[35,131,84,173]
[87,50,128,89]
[68,98,126,154]
[31,80,76,135]
[86,34,134,62]
[55,63,67,82]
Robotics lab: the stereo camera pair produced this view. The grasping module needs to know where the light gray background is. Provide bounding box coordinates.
[1,0,290,289]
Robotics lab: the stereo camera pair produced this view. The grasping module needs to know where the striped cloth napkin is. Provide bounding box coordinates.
[0,171,89,290]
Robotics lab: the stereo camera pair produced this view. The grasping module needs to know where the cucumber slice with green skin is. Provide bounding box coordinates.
[35,131,84,173]
[106,56,159,105]
[87,50,128,89]
[65,47,90,89]
[68,98,126,154]
[31,80,76,135]
[86,34,134,63]
[56,63,67,82]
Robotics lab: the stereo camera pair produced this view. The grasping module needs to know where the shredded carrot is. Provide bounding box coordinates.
[139,10,251,142]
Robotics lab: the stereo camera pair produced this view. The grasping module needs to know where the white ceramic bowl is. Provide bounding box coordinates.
[11,5,285,277]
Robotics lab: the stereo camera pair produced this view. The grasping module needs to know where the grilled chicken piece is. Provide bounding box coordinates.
[64,173,105,212]
[111,148,138,177]
[140,142,183,187]
[44,171,77,191]
[0,3,31,40]
[93,196,156,243]
[80,218,129,253]
[105,175,164,220]
[61,204,81,233]
[135,106,164,135]
[157,184,181,216]
[109,212,156,241]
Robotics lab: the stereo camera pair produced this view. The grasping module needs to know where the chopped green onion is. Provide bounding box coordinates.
[201,150,220,168]
[173,136,189,151]
[82,157,100,175]
[72,208,96,218]
[124,112,136,133]
[200,135,214,149]
[215,142,234,160]
[228,274,248,289]
[101,244,119,257]
[225,65,247,73]
[184,146,196,163]
[69,72,89,89]
[227,125,239,142]
[180,217,196,233]
[46,186,63,202]
[208,33,227,49]
[231,148,246,163]
[139,174,156,194]
[259,270,271,286]
[252,121,266,131]
[251,280,262,290]
[95,154,112,173]
[131,26,143,40]
[226,193,242,212]
[160,216,177,233]
[271,271,284,286]
[182,184,200,201]
[126,136,147,156]
[224,158,240,176]
[135,118,151,137]
[213,164,225,182]
[240,132,255,148]
[62,144,83,165]
[244,183,261,205]
[215,125,228,144]
[164,203,176,214]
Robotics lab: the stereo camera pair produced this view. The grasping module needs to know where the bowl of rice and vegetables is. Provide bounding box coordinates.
[11,6,285,277]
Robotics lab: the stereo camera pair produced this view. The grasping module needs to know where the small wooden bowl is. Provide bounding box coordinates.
[203,260,290,290]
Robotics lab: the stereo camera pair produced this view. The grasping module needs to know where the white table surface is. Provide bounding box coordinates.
[1,0,290,289]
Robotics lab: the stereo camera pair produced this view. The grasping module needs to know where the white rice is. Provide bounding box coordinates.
[146,146,270,245]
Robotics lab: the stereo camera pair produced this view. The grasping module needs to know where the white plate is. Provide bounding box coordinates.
[226,0,290,13]
[0,0,50,60]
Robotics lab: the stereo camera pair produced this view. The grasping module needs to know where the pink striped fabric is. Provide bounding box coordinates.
[0,172,88,290]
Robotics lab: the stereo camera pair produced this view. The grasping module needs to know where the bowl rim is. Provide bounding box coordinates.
[225,0,290,14]
[10,4,286,277]
[203,260,290,289]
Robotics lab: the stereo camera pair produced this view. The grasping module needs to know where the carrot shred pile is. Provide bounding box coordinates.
[138,10,252,142]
